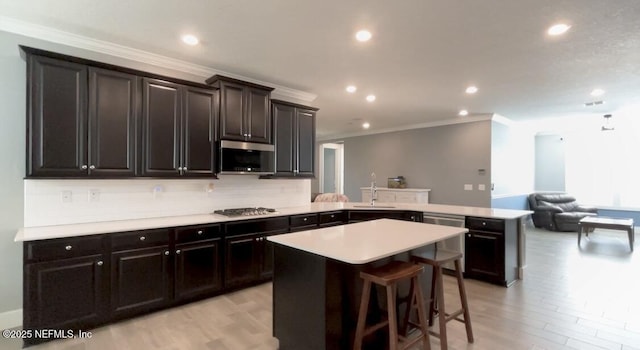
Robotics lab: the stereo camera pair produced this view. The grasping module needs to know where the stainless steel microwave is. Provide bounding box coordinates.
[217,140,275,175]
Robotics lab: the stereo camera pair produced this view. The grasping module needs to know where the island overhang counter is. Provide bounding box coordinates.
[268,218,468,350]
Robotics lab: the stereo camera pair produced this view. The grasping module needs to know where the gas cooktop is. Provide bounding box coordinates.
[213,207,277,217]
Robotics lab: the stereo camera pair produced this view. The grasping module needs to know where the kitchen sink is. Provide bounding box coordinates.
[352,205,396,208]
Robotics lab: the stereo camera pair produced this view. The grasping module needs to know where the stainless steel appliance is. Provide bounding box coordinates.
[213,207,277,217]
[423,213,466,271]
[218,140,275,175]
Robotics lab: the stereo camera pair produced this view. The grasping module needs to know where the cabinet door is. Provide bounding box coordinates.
[28,56,87,177]
[258,230,288,280]
[141,78,181,176]
[296,109,316,176]
[224,233,259,288]
[395,192,418,203]
[182,86,216,176]
[25,255,107,332]
[246,87,271,143]
[88,68,138,176]
[464,230,504,282]
[175,239,222,301]
[111,246,171,318]
[272,103,295,175]
[218,81,245,141]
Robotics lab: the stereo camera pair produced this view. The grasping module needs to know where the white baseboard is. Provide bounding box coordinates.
[0,309,22,329]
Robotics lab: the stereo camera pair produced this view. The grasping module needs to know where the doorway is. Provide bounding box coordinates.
[319,143,344,194]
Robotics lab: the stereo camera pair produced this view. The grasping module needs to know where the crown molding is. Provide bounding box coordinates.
[490,113,515,126]
[0,16,317,103]
[318,114,494,141]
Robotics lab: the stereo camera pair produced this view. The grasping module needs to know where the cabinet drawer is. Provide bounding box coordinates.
[225,217,289,236]
[319,211,346,226]
[290,214,318,228]
[111,229,170,251]
[175,225,222,244]
[466,217,504,232]
[26,235,105,262]
[377,192,396,202]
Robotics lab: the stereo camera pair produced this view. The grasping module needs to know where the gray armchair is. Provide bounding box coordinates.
[528,192,598,231]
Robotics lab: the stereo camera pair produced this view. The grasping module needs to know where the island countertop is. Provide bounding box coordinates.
[267,218,468,264]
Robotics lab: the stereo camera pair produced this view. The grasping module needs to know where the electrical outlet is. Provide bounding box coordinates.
[61,191,72,203]
[89,189,100,202]
[478,184,486,191]
[464,184,473,191]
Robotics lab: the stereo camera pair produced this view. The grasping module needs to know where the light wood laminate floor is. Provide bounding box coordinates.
[3,227,639,350]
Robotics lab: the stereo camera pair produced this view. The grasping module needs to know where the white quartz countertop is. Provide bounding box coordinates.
[268,218,468,264]
[15,202,531,242]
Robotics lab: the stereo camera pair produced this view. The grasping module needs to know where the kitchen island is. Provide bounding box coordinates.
[268,219,468,350]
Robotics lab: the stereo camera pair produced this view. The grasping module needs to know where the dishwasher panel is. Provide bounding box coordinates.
[423,213,466,271]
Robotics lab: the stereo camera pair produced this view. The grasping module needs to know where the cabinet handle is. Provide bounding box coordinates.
[482,222,487,226]
[89,165,95,170]
[139,236,146,241]
[197,230,203,235]
[97,261,103,266]
[331,215,335,218]
[248,133,251,138]
[178,167,183,171]
[473,234,497,240]
[303,218,308,222]
[164,250,170,256]
[183,167,188,172]
[176,249,181,255]
[81,165,88,170]
[65,245,72,251]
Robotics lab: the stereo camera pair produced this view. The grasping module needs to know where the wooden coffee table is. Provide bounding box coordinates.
[578,216,635,251]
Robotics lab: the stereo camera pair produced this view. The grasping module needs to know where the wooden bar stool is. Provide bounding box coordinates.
[410,250,473,350]
[353,260,431,350]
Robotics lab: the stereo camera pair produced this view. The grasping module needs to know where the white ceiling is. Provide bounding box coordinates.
[1,0,640,139]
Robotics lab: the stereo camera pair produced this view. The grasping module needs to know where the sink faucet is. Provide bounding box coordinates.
[370,172,377,206]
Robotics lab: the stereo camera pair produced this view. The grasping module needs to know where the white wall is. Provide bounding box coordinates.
[490,120,535,197]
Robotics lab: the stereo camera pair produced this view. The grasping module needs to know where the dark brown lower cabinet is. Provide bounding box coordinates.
[110,246,171,319]
[175,238,222,301]
[224,229,288,288]
[24,255,108,346]
[464,217,518,286]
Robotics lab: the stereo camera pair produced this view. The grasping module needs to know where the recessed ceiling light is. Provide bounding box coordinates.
[181,34,199,46]
[346,85,357,93]
[355,30,372,42]
[458,109,469,116]
[366,94,376,102]
[362,122,370,129]
[590,88,605,97]
[465,86,478,94]
[547,23,571,36]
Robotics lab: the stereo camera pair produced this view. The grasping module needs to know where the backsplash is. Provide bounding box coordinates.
[24,176,311,227]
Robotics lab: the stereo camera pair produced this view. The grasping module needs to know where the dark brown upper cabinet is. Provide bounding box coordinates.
[26,55,139,177]
[141,78,217,177]
[270,100,318,178]
[205,75,274,144]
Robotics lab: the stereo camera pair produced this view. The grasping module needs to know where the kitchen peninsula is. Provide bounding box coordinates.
[268,219,468,350]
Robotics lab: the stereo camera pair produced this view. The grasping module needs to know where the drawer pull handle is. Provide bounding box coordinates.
[331,215,335,218]
[303,218,308,221]
[176,249,181,255]
[164,250,170,256]
[97,261,103,266]
[65,245,72,251]
[482,222,486,226]
[197,230,203,235]
[139,236,146,241]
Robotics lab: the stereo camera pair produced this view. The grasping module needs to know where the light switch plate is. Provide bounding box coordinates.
[478,184,486,191]
[464,184,473,191]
